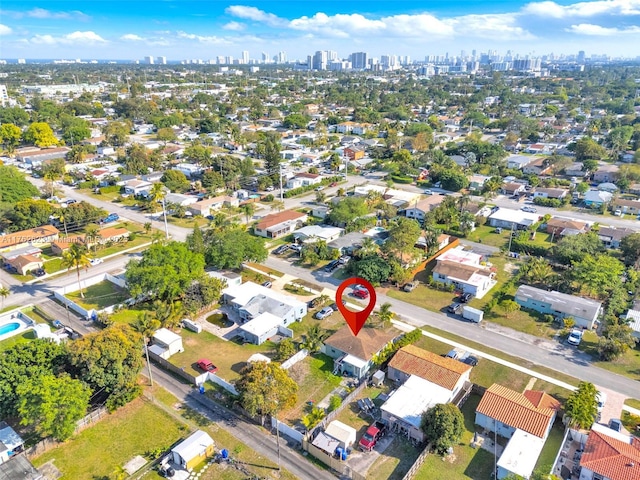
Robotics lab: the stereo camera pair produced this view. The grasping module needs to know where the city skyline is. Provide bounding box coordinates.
[2,1,640,60]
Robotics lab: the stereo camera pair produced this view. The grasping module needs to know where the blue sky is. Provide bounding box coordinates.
[1,1,640,60]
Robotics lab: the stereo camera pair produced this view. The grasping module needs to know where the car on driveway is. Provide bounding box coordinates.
[262,281,272,289]
[462,355,479,367]
[52,320,64,329]
[458,292,473,303]
[596,391,607,414]
[31,268,46,277]
[447,303,463,314]
[197,359,218,373]
[314,307,334,320]
[329,300,346,311]
[308,297,322,309]
[273,245,290,255]
[402,282,418,292]
[609,418,622,432]
[567,328,583,346]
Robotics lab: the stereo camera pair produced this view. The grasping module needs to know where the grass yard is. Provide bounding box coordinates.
[579,331,640,382]
[387,283,455,314]
[243,263,284,278]
[368,435,422,480]
[414,395,494,480]
[170,329,276,381]
[31,397,186,480]
[625,398,640,409]
[0,329,35,352]
[109,305,151,324]
[279,353,343,425]
[166,216,209,228]
[535,420,565,472]
[465,225,510,248]
[335,385,388,438]
[66,280,130,310]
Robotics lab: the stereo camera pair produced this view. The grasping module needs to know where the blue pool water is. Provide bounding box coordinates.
[0,322,20,336]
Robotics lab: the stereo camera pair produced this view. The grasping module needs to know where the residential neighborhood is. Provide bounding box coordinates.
[1,40,640,480]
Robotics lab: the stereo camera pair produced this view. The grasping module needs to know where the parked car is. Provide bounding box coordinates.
[31,268,46,277]
[52,320,64,329]
[330,182,338,187]
[314,307,334,320]
[308,297,322,309]
[609,418,623,432]
[273,245,290,255]
[402,282,418,292]
[445,348,466,360]
[329,300,346,311]
[289,244,302,252]
[262,281,272,289]
[358,421,388,451]
[447,303,463,314]
[462,355,479,367]
[338,255,351,265]
[100,213,120,224]
[353,288,369,299]
[159,465,175,478]
[266,186,275,192]
[315,186,325,191]
[596,391,607,413]
[197,359,218,373]
[567,328,583,346]
[458,292,473,303]
[89,257,104,266]
[324,260,340,272]
[521,206,537,213]
[424,189,433,195]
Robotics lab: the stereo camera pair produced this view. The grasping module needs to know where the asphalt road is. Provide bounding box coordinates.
[263,256,640,399]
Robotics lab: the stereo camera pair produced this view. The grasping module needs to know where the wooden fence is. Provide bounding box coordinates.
[400,443,432,480]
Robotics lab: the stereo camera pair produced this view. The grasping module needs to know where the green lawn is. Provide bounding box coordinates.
[414,395,494,480]
[66,280,130,310]
[369,435,422,480]
[31,397,186,480]
[335,385,388,438]
[243,263,284,278]
[579,331,640,381]
[465,225,510,248]
[0,329,35,352]
[535,420,565,472]
[279,353,343,425]
[166,216,209,228]
[625,398,640,409]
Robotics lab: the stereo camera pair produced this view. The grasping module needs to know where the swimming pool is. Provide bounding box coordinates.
[0,312,33,342]
[0,322,19,336]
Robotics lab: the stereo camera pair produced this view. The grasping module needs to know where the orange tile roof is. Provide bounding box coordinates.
[98,227,129,239]
[580,430,640,480]
[476,384,560,438]
[388,345,471,390]
[255,210,306,231]
[0,225,60,248]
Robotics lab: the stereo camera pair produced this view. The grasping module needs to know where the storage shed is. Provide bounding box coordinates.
[151,328,184,359]
[171,430,215,470]
[324,420,357,449]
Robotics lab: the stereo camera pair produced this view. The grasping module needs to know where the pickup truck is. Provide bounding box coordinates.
[358,421,387,451]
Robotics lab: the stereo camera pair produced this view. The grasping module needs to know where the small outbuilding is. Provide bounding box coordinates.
[239,312,292,345]
[171,430,215,471]
[324,420,357,450]
[151,328,184,359]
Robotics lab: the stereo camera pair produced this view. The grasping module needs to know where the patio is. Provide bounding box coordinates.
[552,432,584,480]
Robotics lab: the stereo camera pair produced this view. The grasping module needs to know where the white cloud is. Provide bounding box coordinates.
[566,23,640,35]
[447,13,535,40]
[225,6,285,27]
[177,31,233,44]
[0,24,12,35]
[222,21,245,31]
[523,0,640,18]
[30,31,107,45]
[121,34,144,41]
[2,8,90,21]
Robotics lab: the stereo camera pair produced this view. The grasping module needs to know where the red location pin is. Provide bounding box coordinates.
[335,277,377,337]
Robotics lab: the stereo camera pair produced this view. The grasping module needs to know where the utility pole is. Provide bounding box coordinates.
[144,340,153,386]
[279,164,284,202]
[343,153,348,181]
[161,197,169,239]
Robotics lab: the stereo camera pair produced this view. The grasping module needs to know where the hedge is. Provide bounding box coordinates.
[283,176,343,198]
[390,175,413,184]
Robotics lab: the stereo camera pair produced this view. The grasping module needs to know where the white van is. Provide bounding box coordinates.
[182,319,203,333]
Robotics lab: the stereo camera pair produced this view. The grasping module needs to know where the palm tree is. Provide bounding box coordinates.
[143,222,152,234]
[58,213,68,236]
[358,237,379,257]
[301,324,329,353]
[315,191,326,204]
[242,203,256,225]
[84,223,101,253]
[61,243,91,298]
[0,285,9,309]
[376,302,395,327]
[151,231,164,244]
[149,183,169,238]
[271,200,285,212]
[318,294,330,306]
[132,311,161,386]
[457,194,471,213]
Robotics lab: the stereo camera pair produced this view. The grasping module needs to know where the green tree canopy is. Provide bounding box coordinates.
[383,217,422,266]
[204,228,267,269]
[564,382,598,429]
[349,255,392,285]
[0,165,40,204]
[23,122,59,147]
[161,169,191,193]
[420,403,465,454]
[126,242,205,302]
[60,114,91,144]
[0,123,22,152]
[552,231,603,266]
[327,197,370,227]
[438,170,469,192]
[1,199,54,232]
[17,374,90,441]
[574,137,606,162]
[571,254,624,299]
[620,233,640,266]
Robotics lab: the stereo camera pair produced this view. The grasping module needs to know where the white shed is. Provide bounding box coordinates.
[324,420,357,449]
[152,328,184,359]
[171,430,215,470]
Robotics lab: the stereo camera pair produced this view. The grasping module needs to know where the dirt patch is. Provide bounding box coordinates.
[288,361,310,384]
[504,262,518,274]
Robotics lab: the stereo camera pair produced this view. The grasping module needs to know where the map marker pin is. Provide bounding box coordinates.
[335,277,377,337]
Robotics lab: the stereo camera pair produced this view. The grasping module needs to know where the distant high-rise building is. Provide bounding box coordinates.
[261,52,270,63]
[312,51,328,70]
[276,51,287,64]
[0,85,9,107]
[577,50,586,63]
[242,50,249,64]
[225,56,234,65]
[144,56,154,65]
[351,52,368,70]
[157,56,167,65]
[17,59,26,64]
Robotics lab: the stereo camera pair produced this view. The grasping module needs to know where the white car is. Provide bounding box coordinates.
[567,328,583,346]
[596,391,607,413]
[89,258,104,266]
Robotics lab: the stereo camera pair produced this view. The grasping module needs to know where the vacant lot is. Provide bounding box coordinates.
[66,280,130,310]
[368,435,422,480]
[32,398,185,480]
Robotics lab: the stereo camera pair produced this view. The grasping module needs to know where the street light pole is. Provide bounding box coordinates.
[275,413,281,471]
[161,197,169,239]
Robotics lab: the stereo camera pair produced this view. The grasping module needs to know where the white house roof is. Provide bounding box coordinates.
[584,190,613,203]
[436,246,483,267]
[171,430,214,463]
[489,208,540,226]
[153,328,182,346]
[497,429,545,479]
[293,225,344,241]
[0,422,23,450]
[342,354,368,370]
[515,285,602,321]
[381,375,452,429]
[248,353,271,363]
[239,312,282,337]
[148,344,167,356]
[324,420,357,445]
[625,309,640,333]
[222,281,307,313]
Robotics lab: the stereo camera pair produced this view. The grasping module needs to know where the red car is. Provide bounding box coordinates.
[353,288,369,299]
[197,359,218,373]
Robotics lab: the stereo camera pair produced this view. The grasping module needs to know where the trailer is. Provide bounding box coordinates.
[462,306,484,323]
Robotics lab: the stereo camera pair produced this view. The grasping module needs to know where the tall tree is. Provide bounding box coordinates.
[242,202,256,225]
[384,217,422,266]
[17,374,90,441]
[421,403,465,454]
[61,244,91,298]
[0,123,22,153]
[23,122,59,147]
[204,228,267,269]
[0,285,9,309]
[376,303,395,327]
[564,382,598,429]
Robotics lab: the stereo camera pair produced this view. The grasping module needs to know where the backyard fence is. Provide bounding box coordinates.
[25,407,108,459]
[149,351,197,384]
[400,443,432,480]
[271,416,304,444]
[281,348,308,370]
[302,439,351,477]
[207,373,239,396]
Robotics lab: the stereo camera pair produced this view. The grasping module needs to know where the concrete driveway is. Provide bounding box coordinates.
[596,385,626,426]
[346,432,396,477]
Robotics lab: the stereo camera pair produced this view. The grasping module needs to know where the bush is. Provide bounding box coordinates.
[328,395,342,413]
[533,197,563,208]
[100,185,121,194]
[390,175,413,184]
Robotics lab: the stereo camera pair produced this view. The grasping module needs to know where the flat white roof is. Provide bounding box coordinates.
[293,225,343,239]
[625,309,640,333]
[381,375,452,429]
[222,281,307,311]
[497,429,545,479]
[343,354,368,370]
[239,312,282,337]
[171,430,214,462]
[489,208,540,225]
[437,246,482,267]
[153,327,182,346]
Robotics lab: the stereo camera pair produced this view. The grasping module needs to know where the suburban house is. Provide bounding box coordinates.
[0,225,60,252]
[222,282,307,344]
[344,145,365,161]
[123,179,153,196]
[206,270,242,288]
[432,246,497,299]
[611,198,640,215]
[488,208,540,230]
[624,309,640,339]
[468,175,491,192]
[0,245,42,264]
[327,231,368,256]
[583,190,613,208]
[174,163,203,178]
[335,121,372,135]
[312,205,330,219]
[565,162,588,177]
[164,193,198,207]
[93,227,130,245]
[576,422,640,480]
[533,187,569,200]
[515,284,602,329]
[286,172,322,189]
[598,226,636,249]
[387,345,472,400]
[170,430,215,471]
[321,326,399,379]
[16,147,70,166]
[501,182,526,196]
[51,234,86,255]
[598,182,619,193]
[475,383,561,480]
[592,164,620,183]
[506,155,535,170]
[6,254,44,275]
[323,420,357,450]
[254,211,308,239]
[149,328,184,360]
[402,196,444,222]
[545,218,589,238]
[0,421,24,464]
[187,196,239,217]
[522,157,552,175]
[292,225,344,244]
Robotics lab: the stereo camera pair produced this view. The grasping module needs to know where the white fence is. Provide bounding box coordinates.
[281,349,309,370]
[208,372,239,396]
[271,416,304,443]
[53,271,130,319]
